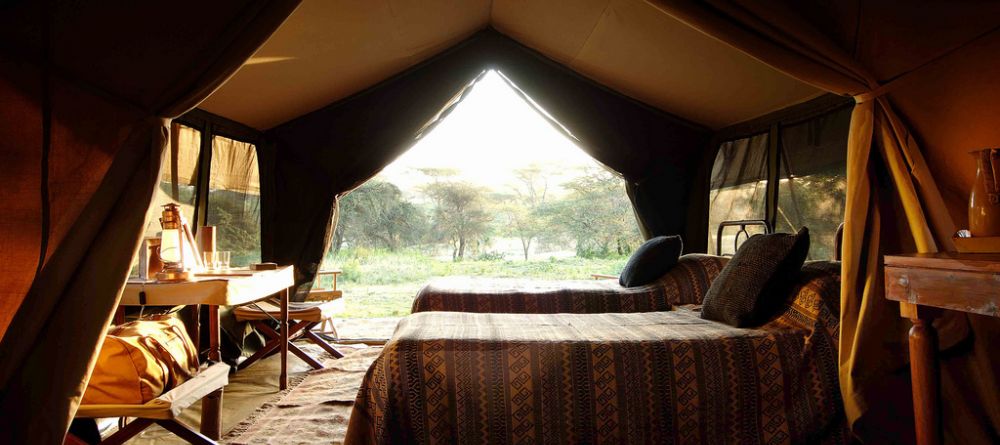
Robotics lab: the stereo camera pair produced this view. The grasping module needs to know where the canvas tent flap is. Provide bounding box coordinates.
[263,28,711,299]
[0,1,300,442]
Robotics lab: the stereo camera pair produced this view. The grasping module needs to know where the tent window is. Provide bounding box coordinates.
[206,135,262,267]
[142,123,202,240]
[132,123,202,277]
[132,118,263,277]
[708,132,769,255]
[708,104,850,258]
[775,106,850,259]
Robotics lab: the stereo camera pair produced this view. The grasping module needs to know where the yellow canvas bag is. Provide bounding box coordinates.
[81,317,199,405]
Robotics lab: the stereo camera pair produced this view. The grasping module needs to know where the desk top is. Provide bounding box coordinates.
[884,253,1000,317]
[121,266,294,306]
[885,252,1000,273]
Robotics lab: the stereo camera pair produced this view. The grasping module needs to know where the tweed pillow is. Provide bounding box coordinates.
[701,228,810,327]
[619,235,683,287]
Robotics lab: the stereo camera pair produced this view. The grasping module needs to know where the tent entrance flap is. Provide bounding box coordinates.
[262,28,711,300]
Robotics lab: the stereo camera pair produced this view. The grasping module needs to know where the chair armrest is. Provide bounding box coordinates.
[591,273,619,280]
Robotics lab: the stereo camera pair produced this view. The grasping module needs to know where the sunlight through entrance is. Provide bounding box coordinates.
[323,70,642,337]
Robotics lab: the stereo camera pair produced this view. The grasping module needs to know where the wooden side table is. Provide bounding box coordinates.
[884,252,1000,445]
[118,266,294,439]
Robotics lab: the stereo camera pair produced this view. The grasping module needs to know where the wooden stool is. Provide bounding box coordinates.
[72,362,229,444]
[233,298,345,372]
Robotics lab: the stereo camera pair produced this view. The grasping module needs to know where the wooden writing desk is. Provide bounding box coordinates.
[884,253,1000,445]
[120,266,294,439]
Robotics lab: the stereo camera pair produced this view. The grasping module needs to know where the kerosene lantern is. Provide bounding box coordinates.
[156,203,198,281]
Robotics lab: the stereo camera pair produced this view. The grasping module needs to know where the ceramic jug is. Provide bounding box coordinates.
[969,148,1000,237]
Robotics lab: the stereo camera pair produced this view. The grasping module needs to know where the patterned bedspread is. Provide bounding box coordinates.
[411,254,728,314]
[347,262,847,444]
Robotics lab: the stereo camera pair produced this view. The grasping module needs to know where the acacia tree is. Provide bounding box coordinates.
[334,180,426,253]
[544,166,641,257]
[421,179,493,260]
[498,165,552,260]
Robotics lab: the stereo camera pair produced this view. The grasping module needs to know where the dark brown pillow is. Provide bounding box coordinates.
[619,235,683,287]
[701,228,810,327]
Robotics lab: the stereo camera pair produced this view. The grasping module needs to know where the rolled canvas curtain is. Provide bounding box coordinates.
[265,29,710,300]
[0,1,299,442]
[646,0,1000,442]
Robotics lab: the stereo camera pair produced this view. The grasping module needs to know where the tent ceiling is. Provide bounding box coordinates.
[199,0,823,130]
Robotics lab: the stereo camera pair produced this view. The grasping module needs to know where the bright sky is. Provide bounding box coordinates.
[377,70,599,196]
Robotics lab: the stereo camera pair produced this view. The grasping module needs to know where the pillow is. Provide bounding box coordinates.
[619,235,683,287]
[701,228,810,327]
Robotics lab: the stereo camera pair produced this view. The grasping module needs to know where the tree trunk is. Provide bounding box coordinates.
[458,237,466,260]
[522,238,531,261]
[333,231,344,254]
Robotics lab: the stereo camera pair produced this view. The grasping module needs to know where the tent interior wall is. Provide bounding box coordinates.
[2,0,1000,443]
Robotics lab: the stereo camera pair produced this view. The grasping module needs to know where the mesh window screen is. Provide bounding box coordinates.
[776,106,851,260]
[708,132,769,254]
[207,135,261,267]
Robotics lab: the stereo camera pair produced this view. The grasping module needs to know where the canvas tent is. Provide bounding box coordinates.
[1,0,1000,443]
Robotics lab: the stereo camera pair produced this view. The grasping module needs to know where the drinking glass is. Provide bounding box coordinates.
[203,251,231,270]
[203,251,218,270]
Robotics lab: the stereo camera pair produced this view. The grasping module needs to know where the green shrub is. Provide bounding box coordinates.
[476,251,505,261]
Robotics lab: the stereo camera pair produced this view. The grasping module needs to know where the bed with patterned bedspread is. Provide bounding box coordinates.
[347,262,847,444]
[411,254,728,314]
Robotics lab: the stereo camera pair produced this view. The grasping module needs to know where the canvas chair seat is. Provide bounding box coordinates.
[233,299,342,323]
[76,362,228,420]
[72,362,229,444]
[232,299,344,374]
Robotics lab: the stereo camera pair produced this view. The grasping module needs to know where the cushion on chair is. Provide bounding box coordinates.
[701,228,810,327]
[619,235,684,287]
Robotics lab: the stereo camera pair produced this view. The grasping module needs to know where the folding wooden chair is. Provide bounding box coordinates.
[72,362,229,444]
[308,269,343,336]
[233,298,345,372]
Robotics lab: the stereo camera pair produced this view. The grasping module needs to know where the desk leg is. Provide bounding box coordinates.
[201,305,223,440]
[908,315,941,445]
[280,288,289,390]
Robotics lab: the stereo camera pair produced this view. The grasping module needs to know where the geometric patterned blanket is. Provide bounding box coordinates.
[347,262,848,444]
[410,254,728,314]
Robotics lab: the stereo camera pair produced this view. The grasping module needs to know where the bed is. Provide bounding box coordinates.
[411,254,728,314]
[347,262,847,444]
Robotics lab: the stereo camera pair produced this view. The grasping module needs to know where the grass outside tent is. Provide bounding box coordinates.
[320,248,629,318]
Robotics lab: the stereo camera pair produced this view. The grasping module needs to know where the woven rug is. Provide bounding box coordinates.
[223,346,383,445]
